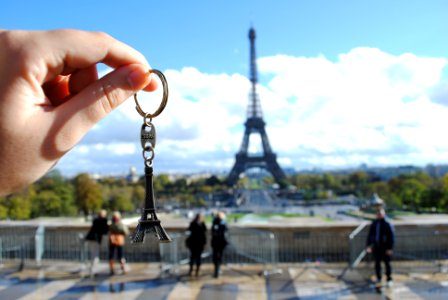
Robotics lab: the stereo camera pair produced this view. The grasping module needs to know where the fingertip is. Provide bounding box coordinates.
[143,76,158,91]
[127,64,151,91]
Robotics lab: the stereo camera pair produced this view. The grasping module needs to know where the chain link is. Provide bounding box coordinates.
[142,145,154,167]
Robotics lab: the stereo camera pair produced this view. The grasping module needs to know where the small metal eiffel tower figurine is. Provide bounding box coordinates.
[131,69,172,243]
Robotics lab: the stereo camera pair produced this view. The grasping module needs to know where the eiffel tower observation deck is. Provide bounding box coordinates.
[227,27,286,186]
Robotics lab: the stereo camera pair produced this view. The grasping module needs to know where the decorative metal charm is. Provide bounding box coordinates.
[132,69,172,243]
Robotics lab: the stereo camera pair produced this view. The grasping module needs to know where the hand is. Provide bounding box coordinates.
[0,29,157,195]
[386,249,393,256]
[366,247,372,254]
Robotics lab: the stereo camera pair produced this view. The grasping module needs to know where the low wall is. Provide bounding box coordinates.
[1,220,448,263]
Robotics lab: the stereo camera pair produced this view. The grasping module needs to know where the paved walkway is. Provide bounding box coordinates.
[1,261,448,299]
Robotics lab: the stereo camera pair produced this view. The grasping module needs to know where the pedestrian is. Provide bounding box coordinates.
[186,213,207,276]
[211,211,228,278]
[108,211,129,275]
[366,207,395,287]
[85,209,109,276]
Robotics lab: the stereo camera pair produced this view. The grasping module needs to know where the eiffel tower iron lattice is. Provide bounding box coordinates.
[226,27,286,186]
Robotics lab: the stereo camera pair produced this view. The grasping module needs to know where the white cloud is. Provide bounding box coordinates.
[56,47,448,176]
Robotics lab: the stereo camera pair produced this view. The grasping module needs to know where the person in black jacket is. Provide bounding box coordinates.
[211,211,228,278]
[186,213,207,276]
[85,209,109,276]
[366,208,395,286]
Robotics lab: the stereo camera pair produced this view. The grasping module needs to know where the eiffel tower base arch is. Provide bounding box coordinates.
[226,153,286,186]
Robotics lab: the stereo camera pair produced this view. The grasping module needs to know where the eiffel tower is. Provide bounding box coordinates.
[227,27,286,186]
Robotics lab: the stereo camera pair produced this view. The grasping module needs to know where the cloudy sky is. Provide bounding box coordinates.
[2,1,448,176]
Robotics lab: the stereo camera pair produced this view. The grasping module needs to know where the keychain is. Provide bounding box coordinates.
[131,69,172,243]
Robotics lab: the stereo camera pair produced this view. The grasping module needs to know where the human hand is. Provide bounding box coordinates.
[366,247,372,254]
[0,29,157,196]
[386,249,393,256]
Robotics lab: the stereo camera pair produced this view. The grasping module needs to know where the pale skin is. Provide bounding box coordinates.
[0,29,158,196]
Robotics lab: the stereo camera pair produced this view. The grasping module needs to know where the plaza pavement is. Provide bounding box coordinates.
[1,261,448,299]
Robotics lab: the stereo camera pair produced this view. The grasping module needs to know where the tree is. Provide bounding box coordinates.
[364,182,390,201]
[108,193,134,212]
[154,174,171,193]
[348,171,369,196]
[439,174,448,211]
[172,178,188,193]
[131,185,145,209]
[0,197,9,219]
[7,195,32,219]
[73,173,103,216]
[205,175,221,186]
[322,173,336,190]
[398,178,427,211]
[31,190,62,217]
[421,188,442,211]
[34,173,76,216]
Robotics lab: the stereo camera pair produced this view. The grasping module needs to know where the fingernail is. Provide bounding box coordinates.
[127,66,149,90]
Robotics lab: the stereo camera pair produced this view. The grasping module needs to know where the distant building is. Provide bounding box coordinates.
[127,166,139,183]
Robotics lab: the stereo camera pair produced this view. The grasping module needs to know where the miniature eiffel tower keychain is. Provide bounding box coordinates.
[132,69,172,243]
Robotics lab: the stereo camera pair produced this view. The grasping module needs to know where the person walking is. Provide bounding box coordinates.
[186,213,207,276]
[366,207,395,287]
[108,211,129,275]
[85,209,109,276]
[211,211,228,278]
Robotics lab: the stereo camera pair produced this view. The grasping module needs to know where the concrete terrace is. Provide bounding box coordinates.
[1,261,448,299]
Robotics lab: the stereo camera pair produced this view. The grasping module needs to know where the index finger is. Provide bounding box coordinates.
[30,29,156,91]
[49,29,149,69]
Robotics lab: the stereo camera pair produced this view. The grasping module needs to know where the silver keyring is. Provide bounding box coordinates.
[134,69,168,118]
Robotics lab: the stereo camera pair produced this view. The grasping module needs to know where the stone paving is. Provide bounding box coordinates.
[1,261,448,299]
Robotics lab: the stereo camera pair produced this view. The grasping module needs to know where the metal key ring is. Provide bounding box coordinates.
[134,69,169,118]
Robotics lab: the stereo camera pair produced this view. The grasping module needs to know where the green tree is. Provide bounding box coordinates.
[205,175,221,186]
[179,194,195,208]
[3,186,36,220]
[364,182,390,201]
[0,197,8,219]
[74,173,103,216]
[421,188,442,211]
[439,174,448,211]
[131,185,145,209]
[109,193,134,212]
[8,195,32,219]
[173,178,188,193]
[34,173,76,216]
[398,178,427,211]
[31,190,62,217]
[154,174,171,193]
[348,171,369,196]
[322,173,336,190]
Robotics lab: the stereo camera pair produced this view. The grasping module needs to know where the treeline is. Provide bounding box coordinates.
[288,171,448,212]
[0,170,227,220]
[1,169,448,220]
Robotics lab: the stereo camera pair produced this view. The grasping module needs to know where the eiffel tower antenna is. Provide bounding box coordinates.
[226,27,286,186]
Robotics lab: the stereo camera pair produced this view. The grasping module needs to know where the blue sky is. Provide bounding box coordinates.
[2,1,448,176]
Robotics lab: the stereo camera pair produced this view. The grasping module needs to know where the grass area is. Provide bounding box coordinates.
[343,209,419,220]
[387,210,418,218]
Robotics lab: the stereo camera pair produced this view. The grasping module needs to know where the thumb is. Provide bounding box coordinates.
[51,64,151,155]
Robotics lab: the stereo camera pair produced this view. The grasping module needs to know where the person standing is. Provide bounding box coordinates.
[85,209,109,276]
[366,208,395,287]
[108,211,129,275]
[186,213,207,276]
[211,211,228,278]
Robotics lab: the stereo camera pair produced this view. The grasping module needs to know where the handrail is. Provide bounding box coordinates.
[349,222,368,240]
